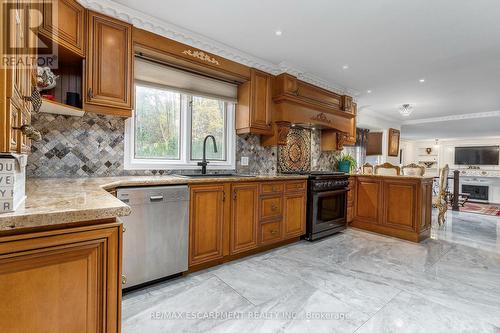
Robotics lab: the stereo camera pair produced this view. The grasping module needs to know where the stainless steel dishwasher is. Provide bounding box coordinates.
[117,185,189,290]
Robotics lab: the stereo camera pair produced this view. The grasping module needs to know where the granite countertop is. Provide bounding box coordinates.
[0,174,308,233]
[349,173,435,180]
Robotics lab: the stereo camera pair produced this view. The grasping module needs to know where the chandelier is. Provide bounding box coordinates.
[399,104,413,116]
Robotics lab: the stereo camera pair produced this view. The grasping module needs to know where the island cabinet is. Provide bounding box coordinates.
[0,220,123,332]
[188,179,307,271]
[351,175,433,242]
[85,11,133,117]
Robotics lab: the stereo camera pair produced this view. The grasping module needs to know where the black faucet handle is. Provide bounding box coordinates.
[197,161,208,167]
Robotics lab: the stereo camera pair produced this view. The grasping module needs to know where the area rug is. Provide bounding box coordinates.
[457,202,500,216]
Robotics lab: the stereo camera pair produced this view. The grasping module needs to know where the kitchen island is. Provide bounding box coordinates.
[350,174,434,242]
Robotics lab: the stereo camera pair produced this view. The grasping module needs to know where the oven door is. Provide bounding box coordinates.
[311,189,348,234]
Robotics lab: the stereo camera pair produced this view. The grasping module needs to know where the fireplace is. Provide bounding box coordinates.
[462,184,489,202]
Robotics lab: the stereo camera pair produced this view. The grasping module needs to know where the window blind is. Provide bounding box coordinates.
[134,57,238,103]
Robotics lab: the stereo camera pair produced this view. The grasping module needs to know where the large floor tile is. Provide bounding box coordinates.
[356,291,500,333]
[123,276,253,333]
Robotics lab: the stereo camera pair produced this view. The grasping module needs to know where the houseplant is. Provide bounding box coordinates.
[336,152,357,173]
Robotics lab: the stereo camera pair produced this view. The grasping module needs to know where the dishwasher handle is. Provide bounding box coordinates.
[149,195,164,202]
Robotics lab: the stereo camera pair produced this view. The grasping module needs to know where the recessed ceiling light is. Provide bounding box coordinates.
[275,30,282,36]
[367,90,372,94]
[342,65,349,70]
[419,78,425,83]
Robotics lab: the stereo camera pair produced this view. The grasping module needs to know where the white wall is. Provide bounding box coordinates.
[359,113,402,165]
[405,137,500,170]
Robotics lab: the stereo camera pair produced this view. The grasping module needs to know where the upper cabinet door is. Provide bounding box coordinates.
[236,69,272,135]
[250,69,272,131]
[85,11,132,116]
[39,0,85,57]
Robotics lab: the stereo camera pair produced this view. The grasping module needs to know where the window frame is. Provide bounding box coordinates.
[124,83,236,171]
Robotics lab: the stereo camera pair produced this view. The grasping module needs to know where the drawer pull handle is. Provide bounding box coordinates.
[271,204,278,211]
[272,186,278,192]
[122,275,127,285]
[150,195,164,202]
[270,230,278,235]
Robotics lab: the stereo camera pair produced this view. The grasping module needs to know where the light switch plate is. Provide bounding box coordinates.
[240,156,249,166]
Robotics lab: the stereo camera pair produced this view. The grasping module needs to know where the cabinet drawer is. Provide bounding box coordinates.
[260,196,282,220]
[260,221,282,244]
[285,181,306,192]
[260,182,284,195]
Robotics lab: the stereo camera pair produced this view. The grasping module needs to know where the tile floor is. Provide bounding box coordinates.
[122,210,500,332]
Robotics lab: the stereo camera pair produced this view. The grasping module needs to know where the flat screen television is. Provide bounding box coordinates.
[454,146,499,165]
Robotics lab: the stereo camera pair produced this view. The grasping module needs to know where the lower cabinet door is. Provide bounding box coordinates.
[189,184,225,266]
[283,193,306,238]
[0,224,121,333]
[230,183,259,254]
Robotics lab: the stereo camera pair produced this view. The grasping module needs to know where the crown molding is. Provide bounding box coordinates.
[402,110,500,125]
[78,0,358,97]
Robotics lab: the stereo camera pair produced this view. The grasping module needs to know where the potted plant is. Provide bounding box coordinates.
[336,153,357,173]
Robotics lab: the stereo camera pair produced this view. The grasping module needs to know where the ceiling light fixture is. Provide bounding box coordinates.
[399,103,413,117]
[342,65,349,70]
[275,30,282,36]
[419,78,425,83]
[367,90,372,94]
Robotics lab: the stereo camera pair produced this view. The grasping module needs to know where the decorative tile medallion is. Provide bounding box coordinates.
[278,127,311,173]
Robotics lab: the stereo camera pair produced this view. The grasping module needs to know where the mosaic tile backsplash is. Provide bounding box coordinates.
[27,113,349,178]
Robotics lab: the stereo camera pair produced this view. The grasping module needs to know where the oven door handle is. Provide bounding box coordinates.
[313,188,348,198]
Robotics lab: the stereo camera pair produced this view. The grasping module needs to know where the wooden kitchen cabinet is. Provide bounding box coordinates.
[0,221,122,332]
[0,0,36,153]
[346,177,355,223]
[230,183,259,254]
[236,68,273,135]
[351,175,433,242]
[283,192,306,238]
[189,179,306,270]
[259,220,283,245]
[38,0,86,57]
[189,184,226,266]
[85,11,133,117]
[354,177,382,224]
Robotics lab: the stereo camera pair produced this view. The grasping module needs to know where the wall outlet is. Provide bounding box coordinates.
[240,156,249,166]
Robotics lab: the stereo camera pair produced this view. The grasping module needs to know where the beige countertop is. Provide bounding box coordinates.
[0,174,308,233]
[349,173,435,180]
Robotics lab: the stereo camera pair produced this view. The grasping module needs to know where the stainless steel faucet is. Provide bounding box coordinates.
[198,135,218,174]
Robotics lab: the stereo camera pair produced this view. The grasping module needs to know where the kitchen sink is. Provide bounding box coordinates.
[173,173,255,178]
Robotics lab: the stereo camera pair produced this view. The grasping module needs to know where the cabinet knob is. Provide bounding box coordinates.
[13,124,42,141]
[122,274,127,285]
[271,204,277,211]
[122,226,126,233]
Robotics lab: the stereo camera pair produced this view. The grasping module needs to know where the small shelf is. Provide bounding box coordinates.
[40,98,85,117]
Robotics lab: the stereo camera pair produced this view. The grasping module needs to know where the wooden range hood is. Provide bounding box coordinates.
[261,74,357,149]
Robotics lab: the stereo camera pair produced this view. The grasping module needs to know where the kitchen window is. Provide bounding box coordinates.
[125,57,236,170]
